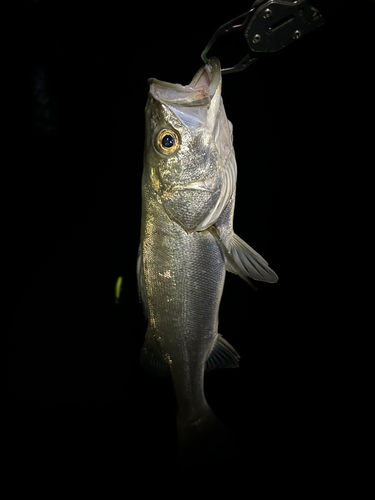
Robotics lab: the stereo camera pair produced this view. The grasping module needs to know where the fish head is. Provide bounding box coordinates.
[144,58,235,232]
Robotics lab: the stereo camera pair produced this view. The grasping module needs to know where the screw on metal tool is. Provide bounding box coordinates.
[263,8,272,19]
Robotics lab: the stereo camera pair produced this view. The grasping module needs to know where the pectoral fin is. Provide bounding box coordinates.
[228,233,279,283]
[208,226,278,286]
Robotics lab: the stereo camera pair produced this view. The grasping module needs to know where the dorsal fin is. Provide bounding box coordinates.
[140,329,169,378]
[205,334,240,372]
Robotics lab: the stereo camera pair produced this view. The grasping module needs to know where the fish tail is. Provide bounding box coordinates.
[177,406,238,464]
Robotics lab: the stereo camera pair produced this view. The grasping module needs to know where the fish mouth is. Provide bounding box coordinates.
[189,57,221,99]
[148,57,221,107]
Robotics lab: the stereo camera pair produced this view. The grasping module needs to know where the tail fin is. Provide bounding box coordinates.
[177,405,238,465]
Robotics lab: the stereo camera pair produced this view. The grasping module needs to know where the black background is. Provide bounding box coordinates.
[3,0,373,491]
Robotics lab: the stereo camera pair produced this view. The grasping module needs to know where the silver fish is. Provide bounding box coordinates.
[137,57,277,456]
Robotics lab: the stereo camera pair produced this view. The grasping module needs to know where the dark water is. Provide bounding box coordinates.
[3,0,372,492]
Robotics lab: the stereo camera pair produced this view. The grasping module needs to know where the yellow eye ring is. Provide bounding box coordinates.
[156,129,180,155]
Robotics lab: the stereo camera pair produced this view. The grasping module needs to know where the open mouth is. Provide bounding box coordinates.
[148,57,221,108]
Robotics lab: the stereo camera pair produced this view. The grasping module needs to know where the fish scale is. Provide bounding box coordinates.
[138,57,278,455]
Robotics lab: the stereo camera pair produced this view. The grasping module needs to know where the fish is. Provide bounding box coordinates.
[137,57,278,458]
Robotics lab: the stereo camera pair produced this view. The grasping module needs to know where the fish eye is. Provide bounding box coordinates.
[156,129,180,155]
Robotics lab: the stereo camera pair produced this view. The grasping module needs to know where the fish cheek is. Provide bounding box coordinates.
[157,155,180,190]
[161,189,221,233]
[147,140,176,194]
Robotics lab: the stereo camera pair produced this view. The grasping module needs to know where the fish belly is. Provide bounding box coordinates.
[142,210,226,423]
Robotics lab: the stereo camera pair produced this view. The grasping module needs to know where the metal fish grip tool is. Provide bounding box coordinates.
[201,0,326,73]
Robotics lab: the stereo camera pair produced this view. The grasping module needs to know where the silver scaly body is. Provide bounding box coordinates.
[137,58,277,455]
